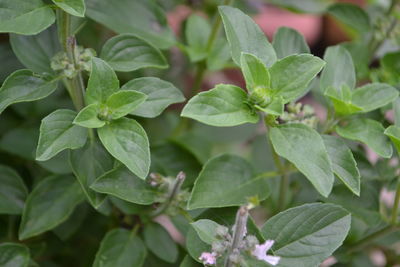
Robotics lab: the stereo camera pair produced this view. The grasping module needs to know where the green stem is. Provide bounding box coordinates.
[391,178,400,224]
[347,225,399,253]
[224,206,248,267]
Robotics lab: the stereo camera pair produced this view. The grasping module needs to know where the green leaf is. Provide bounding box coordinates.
[70,141,113,208]
[219,6,276,67]
[261,203,351,267]
[19,175,84,240]
[240,52,270,92]
[0,243,30,267]
[328,3,370,33]
[351,83,399,113]
[86,0,175,49]
[185,14,211,62]
[393,98,400,127]
[324,85,362,116]
[254,96,284,116]
[191,219,220,245]
[322,135,360,195]
[143,222,178,263]
[269,123,334,197]
[0,0,55,35]
[100,34,168,72]
[91,166,157,205]
[272,27,310,59]
[36,109,88,161]
[269,54,325,102]
[181,84,259,127]
[51,0,85,17]
[0,166,27,215]
[93,228,147,267]
[10,26,60,74]
[188,154,270,209]
[85,57,119,105]
[98,118,150,179]
[384,125,400,153]
[336,119,392,158]
[73,103,105,128]
[180,255,202,267]
[121,77,185,118]
[0,70,58,114]
[105,90,147,120]
[320,45,356,92]
[269,0,332,13]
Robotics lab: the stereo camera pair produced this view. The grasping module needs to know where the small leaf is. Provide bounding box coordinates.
[254,96,284,116]
[36,109,88,161]
[269,123,334,197]
[105,90,147,119]
[219,6,276,67]
[0,0,55,35]
[51,0,86,17]
[351,83,399,113]
[324,85,362,116]
[0,243,30,267]
[269,54,325,102]
[121,77,185,118]
[0,70,58,114]
[322,135,360,195]
[180,255,202,267]
[185,14,211,62]
[98,118,150,179]
[384,125,400,153]
[93,228,147,267]
[0,165,28,214]
[328,3,370,33]
[10,26,60,74]
[91,166,157,205]
[85,57,119,105]
[73,103,105,128]
[272,27,310,59]
[191,219,221,245]
[181,84,259,127]
[19,175,84,240]
[240,52,270,92]
[261,203,351,267]
[188,154,270,209]
[101,34,168,72]
[320,45,356,92]
[144,222,178,263]
[70,141,113,208]
[336,119,392,158]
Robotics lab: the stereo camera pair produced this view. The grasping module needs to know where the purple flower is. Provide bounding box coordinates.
[199,252,217,265]
[251,240,281,266]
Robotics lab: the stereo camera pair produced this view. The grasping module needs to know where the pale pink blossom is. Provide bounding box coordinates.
[251,240,281,266]
[199,252,217,265]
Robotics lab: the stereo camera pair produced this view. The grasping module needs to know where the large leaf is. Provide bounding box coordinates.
[36,109,88,161]
[85,57,119,105]
[0,0,55,35]
[91,166,157,205]
[261,203,351,267]
[0,243,30,267]
[336,119,392,158]
[240,52,270,92]
[269,123,334,197]
[351,83,399,113]
[10,26,59,74]
[19,175,84,240]
[70,141,113,208]
[51,0,85,17]
[327,3,370,33]
[185,14,211,62]
[272,27,310,59]
[322,135,360,195]
[181,84,259,127]
[188,154,270,209]
[0,70,58,114]
[98,118,150,179]
[121,77,185,118]
[86,0,175,49]
[0,165,28,215]
[100,34,168,72]
[269,54,325,102]
[143,222,178,263]
[219,6,276,67]
[93,229,147,267]
[320,45,356,92]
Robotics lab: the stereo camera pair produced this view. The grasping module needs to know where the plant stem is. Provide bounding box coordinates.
[347,225,399,253]
[224,206,248,267]
[391,178,400,224]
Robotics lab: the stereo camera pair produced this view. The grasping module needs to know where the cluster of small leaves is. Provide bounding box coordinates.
[0,0,399,266]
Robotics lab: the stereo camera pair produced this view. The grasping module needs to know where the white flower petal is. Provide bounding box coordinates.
[264,255,281,266]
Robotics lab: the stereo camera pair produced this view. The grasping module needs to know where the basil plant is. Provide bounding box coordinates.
[0,0,399,266]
